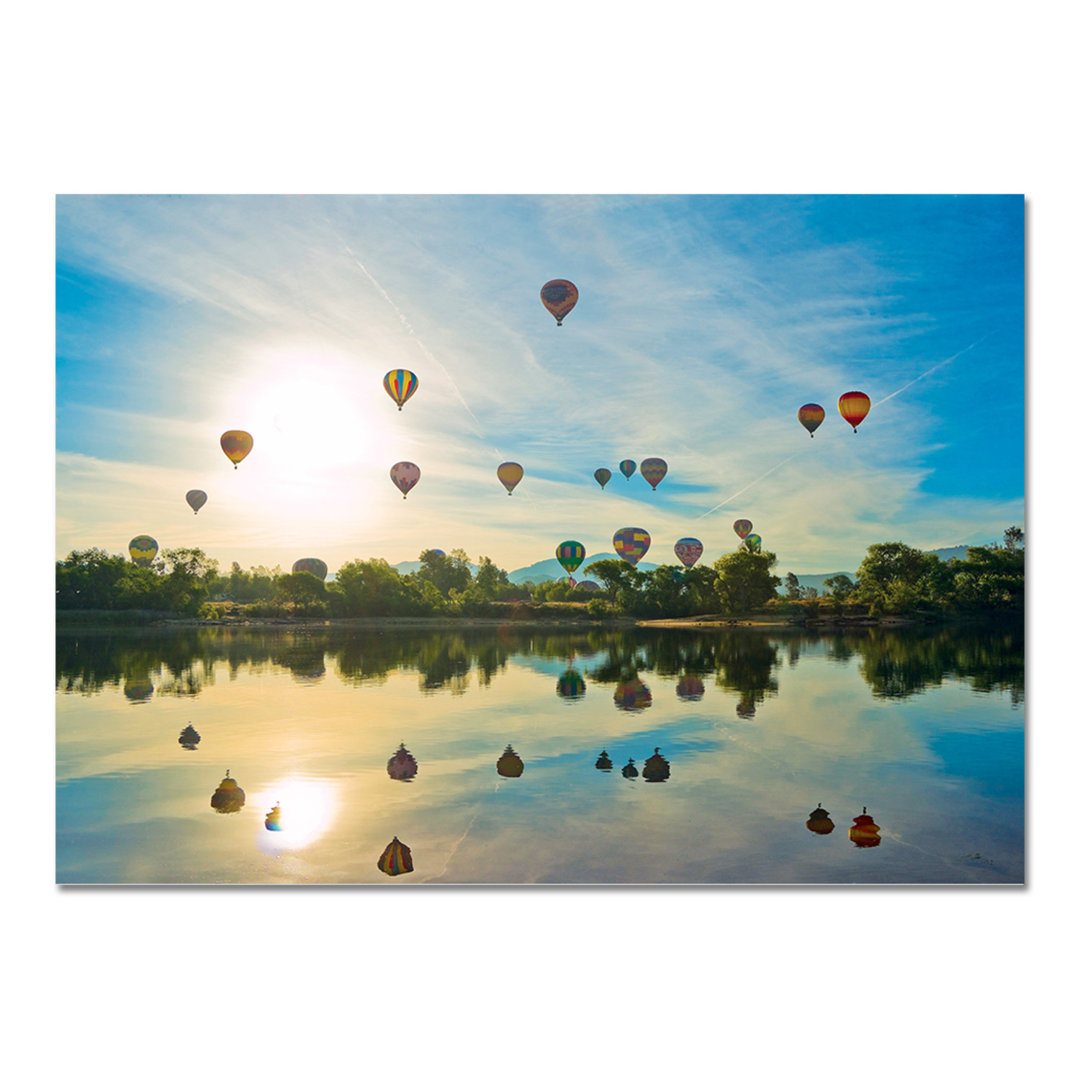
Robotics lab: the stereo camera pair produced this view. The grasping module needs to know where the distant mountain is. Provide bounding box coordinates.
[508,553,659,585]
[782,546,972,595]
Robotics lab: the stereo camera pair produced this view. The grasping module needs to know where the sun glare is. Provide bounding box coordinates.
[254,776,339,851]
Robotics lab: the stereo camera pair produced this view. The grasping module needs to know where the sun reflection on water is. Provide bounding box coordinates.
[253,776,339,851]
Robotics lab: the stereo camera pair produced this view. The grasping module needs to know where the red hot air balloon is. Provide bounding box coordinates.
[798,404,825,438]
[733,520,752,541]
[849,807,882,847]
[674,538,703,568]
[540,279,578,325]
[838,391,871,433]
[390,461,421,499]
[640,457,668,490]
[220,430,253,468]
[497,462,524,494]
[613,527,650,565]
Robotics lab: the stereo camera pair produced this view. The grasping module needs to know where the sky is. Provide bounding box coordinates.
[55,194,1024,578]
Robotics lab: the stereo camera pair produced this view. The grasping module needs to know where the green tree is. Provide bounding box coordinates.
[160,548,219,616]
[416,548,473,597]
[277,571,328,613]
[582,558,646,613]
[474,555,510,599]
[1003,526,1024,552]
[784,572,801,599]
[823,574,855,600]
[855,542,944,615]
[712,550,780,614]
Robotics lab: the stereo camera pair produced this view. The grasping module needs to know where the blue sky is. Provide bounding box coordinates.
[55,194,1024,576]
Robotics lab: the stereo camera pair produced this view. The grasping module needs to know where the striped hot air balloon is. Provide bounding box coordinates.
[640,457,668,490]
[594,467,612,489]
[383,369,419,411]
[378,836,414,876]
[556,541,585,574]
[798,403,825,438]
[838,391,871,432]
[619,459,636,480]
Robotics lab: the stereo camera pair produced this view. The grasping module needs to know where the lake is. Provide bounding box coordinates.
[55,620,1024,885]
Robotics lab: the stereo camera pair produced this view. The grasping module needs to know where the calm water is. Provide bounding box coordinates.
[55,621,1024,884]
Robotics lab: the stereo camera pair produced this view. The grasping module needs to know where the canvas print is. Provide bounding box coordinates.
[56,194,1024,884]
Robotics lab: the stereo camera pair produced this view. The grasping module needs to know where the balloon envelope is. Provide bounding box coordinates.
[129,535,158,564]
[292,558,328,580]
[640,457,668,490]
[387,743,418,781]
[746,533,762,552]
[540,279,578,325]
[497,461,524,494]
[594,467,611,489]
[383,368,419,410]
[556,540,585,574]
[838,391,871,431]
[733,519,752,540]
[220,430,253,468]
[613,527,650,565]
[390,461,421,498]
[674,538,703,568]
[185,489,207,514]
[378,836,414,876]
[798,403,825,437]
[619,459,636,480]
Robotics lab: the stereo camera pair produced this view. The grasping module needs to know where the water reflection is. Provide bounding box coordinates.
[210,770,245,813]
[387,743,418,781]
[556,669,586,700]
[378,837,414,877]
[614,677,652,712]
[622,758,638,780]
[849,808,883,848]
[642,748,670,783]
[178,724,201,750]
[595,749,613,771]
[806,803,835,835]
[497,745,524,777]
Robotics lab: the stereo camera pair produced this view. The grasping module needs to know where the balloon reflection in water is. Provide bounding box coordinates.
[265,803,283,831]
[256,778,338,850]
[676,675,704,701]
[378,837,414,877]
[556,669,586,700]
[642,748,670,783]
[387,743,418,781]
[614,677,652,712]
[595,750,613,771]
[178,724,201,750]
[849,807,882,848]
[496,745,524,777]
[210,770,245,814]
[736,697,757,719]
[806,803,835,835]
[622,759,638,780]
[123,675,154,702]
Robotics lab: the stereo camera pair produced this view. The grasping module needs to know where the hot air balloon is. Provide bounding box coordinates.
[594,467,612,490]
[619,459,636,481]
[497,461,524,494]
[378,836,414,876]
[178,723,201,750]
[614,677,652,712]
[128,535,158,565]
[383,369,419,411]
[210,770,245,814]
[390,461,421,499]
[595,750,613,771]
[806,803,835,835]
[640,457,668,490]
[733,520,752,541]
[387,743,418,781]
[676,675,704,701]
[642,747,670,783]
[220,430,253,468]
[556,541,585,575]
[292,558,328,580]
[613,527,650,565]
[838,391,871,433]
[556,669,586,699]
[265,803,283,831]
[849,807,882,848]
[674,538,703,568]
[540,279,578,326]
[497,745,524,777]
[745,533,762,553]
[185,489,207,514]
[798,404,825,438]
[577,579,601,592]
[622,759,638,780]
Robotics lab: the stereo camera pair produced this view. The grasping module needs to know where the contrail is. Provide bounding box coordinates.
[695,450,806,519]
[326,220,490,441]
[875,335,989,406]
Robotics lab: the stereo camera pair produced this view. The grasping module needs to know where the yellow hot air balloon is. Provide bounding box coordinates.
[838,392,871,433]
[220,430,253,468]
[497,462,524,495]
[128,535,158,565]
[540,279,578,325]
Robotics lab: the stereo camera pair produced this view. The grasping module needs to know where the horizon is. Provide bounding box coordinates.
[56,195,1024,579]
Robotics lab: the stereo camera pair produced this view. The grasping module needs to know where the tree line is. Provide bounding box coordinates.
[55,528,1023,621]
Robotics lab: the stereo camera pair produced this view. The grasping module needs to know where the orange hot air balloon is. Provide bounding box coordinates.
[849,807,882,848]
[540,279,578,325]
[220,430,253,468]
[798,403,825,438]
[497,461,524,494]
[838,392,871,433]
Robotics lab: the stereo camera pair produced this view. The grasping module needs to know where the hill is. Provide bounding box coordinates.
[508,553,659,584]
